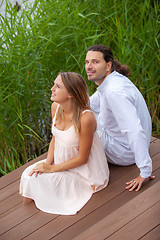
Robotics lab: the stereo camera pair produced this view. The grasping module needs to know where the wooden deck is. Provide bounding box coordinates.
[0,136,160,240]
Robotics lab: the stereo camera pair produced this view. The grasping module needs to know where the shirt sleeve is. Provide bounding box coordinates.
[89,91,100,113]
[106,91,152,178]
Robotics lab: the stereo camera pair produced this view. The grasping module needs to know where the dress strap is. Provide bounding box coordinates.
[53,107,91,121]
[82,109,92,114]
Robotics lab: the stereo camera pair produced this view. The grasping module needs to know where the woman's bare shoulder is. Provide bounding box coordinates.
[81,110,97,132]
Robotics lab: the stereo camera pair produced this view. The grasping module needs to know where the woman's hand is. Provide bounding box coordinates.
[126,174,155,191]
[34,162,53,173]
[29,162,53,177]
[28,169,41,177]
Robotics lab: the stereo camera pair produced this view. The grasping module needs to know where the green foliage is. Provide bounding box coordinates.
[0,0,159,175]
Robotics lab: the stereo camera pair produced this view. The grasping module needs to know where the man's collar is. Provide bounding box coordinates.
[97,71,117,92]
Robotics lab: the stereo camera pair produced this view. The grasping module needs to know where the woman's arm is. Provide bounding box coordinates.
[33,111,97,173]
[45,135,55,165]
[46,102,58,165]
[29,102,58,176]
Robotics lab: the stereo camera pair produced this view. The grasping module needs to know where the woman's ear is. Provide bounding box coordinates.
[68,94,73,99]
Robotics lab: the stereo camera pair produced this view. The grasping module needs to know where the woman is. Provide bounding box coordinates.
[19,72,109,215]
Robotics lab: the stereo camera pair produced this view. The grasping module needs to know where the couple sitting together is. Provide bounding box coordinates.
[19,44,155,215]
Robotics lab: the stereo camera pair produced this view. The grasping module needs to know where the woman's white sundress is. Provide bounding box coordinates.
[19,109,109,215]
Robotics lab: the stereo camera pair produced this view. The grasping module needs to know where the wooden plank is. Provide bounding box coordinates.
[107,202,160,240]
[0,179,19,202]
[150,136,157,142]
[0,211,58,240]
[149,138,160,157]
[140,224,160,240]
[72,181,160,240]
[0,137,159,240]
[0,153,158,238]
[0,208,58,240]
[0,203,39,235]
[15,168,160,240]
[45,166,160,240]
[108,164,137,183]
[0,166,138,239]
[0,164,139,236]
[0,192,22,216]
[0,203,22,219]
[46,168,160,240]
[152,152,160,170]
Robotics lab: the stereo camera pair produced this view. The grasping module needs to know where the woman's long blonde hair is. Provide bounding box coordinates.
[57,72,90,133]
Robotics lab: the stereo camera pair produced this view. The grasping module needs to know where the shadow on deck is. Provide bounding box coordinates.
[0,137,160,240]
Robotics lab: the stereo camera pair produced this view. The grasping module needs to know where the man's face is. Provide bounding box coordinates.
[85,51,111,86]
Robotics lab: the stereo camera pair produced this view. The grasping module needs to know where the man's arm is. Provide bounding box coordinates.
[106,91,154,191]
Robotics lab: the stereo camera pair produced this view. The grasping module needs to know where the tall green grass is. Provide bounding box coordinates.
[0,0,159,175]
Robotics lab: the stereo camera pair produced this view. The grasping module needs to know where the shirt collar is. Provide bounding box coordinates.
[97,71,117,92]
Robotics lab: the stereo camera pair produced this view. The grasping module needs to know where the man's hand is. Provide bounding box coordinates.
[126,174,155,192]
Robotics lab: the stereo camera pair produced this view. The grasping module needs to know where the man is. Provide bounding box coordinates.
[85,44,155,191]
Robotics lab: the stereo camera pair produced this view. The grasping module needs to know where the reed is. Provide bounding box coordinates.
[0,0,159,175]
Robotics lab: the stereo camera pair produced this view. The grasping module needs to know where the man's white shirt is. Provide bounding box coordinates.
[90,71,152,178]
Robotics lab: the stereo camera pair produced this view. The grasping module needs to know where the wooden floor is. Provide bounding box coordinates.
[0,137,160,240]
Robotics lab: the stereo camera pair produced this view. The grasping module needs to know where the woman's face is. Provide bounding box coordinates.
[51,75,72,103]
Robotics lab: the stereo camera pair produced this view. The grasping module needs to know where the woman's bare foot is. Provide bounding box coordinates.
[23,197,33,205]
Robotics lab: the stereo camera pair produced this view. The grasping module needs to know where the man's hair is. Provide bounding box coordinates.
[87,44,130,77]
